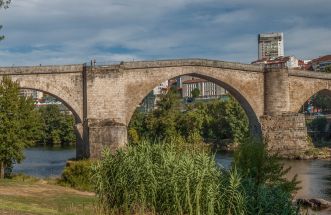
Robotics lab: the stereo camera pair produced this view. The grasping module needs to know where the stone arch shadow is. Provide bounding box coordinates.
[128,72,262,137]
[20,87,85,158]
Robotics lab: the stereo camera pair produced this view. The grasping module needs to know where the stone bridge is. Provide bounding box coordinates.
[1,59,331,158]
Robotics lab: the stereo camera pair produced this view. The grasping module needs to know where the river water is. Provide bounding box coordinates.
[215,153,331,202]
[13,147,76,178]
[13,148,331,203]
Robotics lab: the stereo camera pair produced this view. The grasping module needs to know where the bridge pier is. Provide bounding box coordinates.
[260,113,308,155]
[87,119,127,158]
[262,68,309,155]
[74,122,90,159]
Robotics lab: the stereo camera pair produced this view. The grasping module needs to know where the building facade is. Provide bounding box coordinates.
[258,32,284,60]
[181,76,227,98]
[139,80,169,112]
[20,89,43,100]
[252,56,301,69]
[310,55,331,72]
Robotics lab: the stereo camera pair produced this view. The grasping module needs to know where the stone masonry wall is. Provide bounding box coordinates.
[260,113,309,156]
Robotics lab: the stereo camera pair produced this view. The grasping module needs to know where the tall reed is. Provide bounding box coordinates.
[93,140,246,215]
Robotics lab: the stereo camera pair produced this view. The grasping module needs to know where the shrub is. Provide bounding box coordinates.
[59,159,95,191]
[243,179,298,215]
[93,141,246,215]
[234,138,299,214]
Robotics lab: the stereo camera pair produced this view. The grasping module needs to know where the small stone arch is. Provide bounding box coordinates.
[294,89,331,113]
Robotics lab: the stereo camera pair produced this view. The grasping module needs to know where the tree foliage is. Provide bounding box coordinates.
[0,77,42,178]
[234,138,300,214]
[0,0,11,9]
[307,117,328,132]
[0,0,11,41]
[128,89,249,145]
[321,65,331,73]
[310,94,331,112]
[38,105,76,147]
[191,88,200,99]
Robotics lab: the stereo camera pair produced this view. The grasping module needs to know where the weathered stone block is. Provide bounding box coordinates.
[260,112,309,155]
[88,119,128,158]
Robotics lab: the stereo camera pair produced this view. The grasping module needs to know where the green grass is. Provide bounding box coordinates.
[0,179,98,215]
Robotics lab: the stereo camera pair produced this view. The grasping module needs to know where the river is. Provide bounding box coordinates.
[13,148,331,209]
[13,147,76,178]
[215,152,331,203]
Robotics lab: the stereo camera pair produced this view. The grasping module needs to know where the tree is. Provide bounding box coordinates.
[0,0,11,41]
[0,0,11,8]
[311,94,331,112]
[233,138,300,214]
[145,88,181,140]
[321,65,331,73]
[0,77,43,178]
[191,88,200,100]
[38,105,76,147]
[203,97,249,144]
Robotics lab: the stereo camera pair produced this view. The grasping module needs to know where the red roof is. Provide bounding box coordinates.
[311,55,331,63]
[182,78,207,84]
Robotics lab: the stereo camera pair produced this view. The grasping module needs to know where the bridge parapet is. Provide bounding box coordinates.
[289,70,331,80]
[121,59,264,72]
[0,64,83,75]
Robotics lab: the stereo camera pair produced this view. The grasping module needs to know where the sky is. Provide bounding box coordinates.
[0,0,330,66]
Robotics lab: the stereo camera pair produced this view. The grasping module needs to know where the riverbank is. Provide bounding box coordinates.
[214,142,331,160]
[0,176,97,215]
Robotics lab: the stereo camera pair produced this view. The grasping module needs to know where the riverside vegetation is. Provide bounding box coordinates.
[59,87,301,214]
[0,77,76,178]
[59,139,300,214]
[0,78,316,214]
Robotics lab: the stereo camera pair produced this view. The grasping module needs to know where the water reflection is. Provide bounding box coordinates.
[285,159,331,201]
[13,147,75,178]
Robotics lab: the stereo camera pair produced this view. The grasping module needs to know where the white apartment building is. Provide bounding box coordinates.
[181,76,227,98]
[20,89,43,100]
[258,32,284,60]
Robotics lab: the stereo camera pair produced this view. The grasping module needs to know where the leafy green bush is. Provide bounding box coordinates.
[307,116,328,132]
[59,159,94,191]
[243,179,298,215]
[234,138,299,214]
[93,141,246,215]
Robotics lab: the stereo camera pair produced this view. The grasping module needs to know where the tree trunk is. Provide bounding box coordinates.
[0,162,4,179]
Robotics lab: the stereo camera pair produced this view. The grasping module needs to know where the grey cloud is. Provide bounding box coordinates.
[0,0,330,66]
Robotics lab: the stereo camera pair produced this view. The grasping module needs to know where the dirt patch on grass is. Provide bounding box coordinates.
[0,181,94,198]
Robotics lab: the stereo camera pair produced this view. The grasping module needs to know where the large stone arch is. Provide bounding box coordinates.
[289,75,331,112]
[123,64,265,136]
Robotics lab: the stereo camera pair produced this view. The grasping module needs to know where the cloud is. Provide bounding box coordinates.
[0,0,330,66]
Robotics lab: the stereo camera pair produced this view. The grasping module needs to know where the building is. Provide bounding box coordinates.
[252,56,301,69]
[258,32,284,60]
[309,55,331,72]
[139,80,169,112]
[20,89,43,100]
[181,76,227,99]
